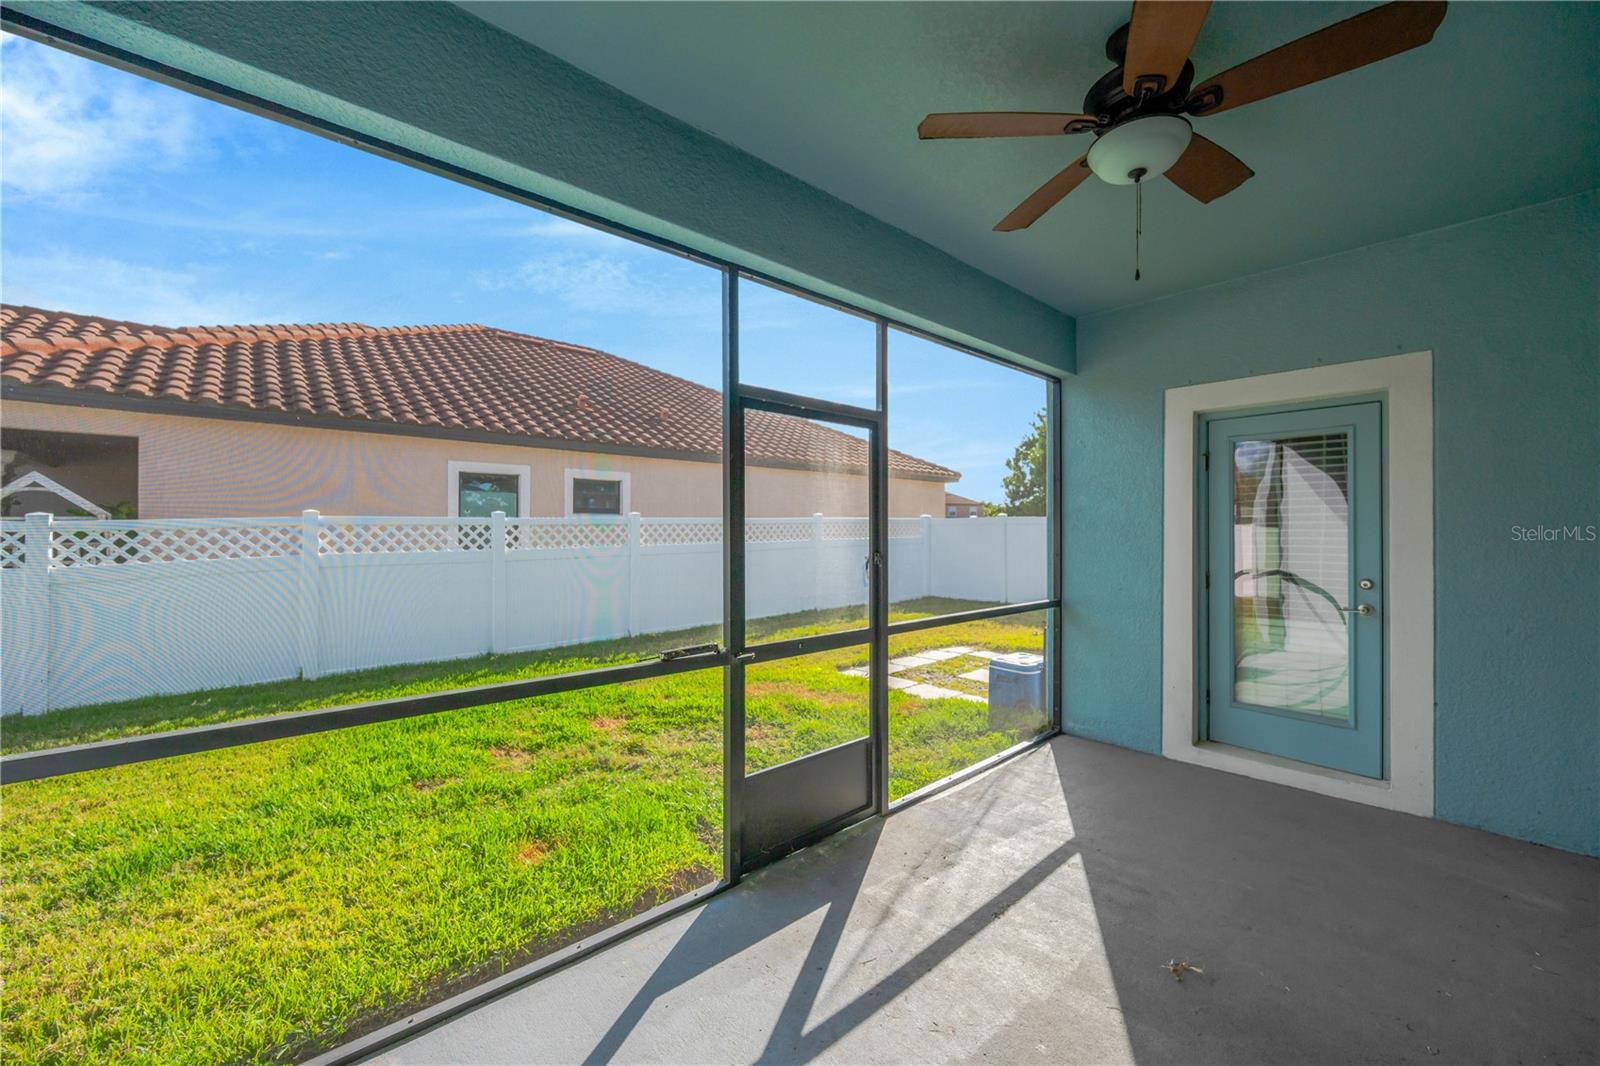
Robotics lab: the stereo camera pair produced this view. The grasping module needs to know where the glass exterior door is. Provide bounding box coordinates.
[1205,402,1383,777]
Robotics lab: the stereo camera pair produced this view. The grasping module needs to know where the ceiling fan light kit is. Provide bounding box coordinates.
[1086,114,1193,185]
[918,0,1449,276]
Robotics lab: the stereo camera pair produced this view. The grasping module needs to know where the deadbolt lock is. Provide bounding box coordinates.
[1357,578,1375,590]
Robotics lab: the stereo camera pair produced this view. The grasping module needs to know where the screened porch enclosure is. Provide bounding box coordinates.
[0,30,1062,1064]
[3,4,1593,1066]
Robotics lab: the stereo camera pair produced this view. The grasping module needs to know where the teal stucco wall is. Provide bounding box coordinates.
[1066,190,1600,855]
[6,0,1073,374]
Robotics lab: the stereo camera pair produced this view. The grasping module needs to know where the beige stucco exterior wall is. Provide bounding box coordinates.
[2,401,950,519]
[745,462,944,518]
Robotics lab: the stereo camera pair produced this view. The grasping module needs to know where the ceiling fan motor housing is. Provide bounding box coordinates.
[1084,22,1197,126]
[1087,114,1194,184]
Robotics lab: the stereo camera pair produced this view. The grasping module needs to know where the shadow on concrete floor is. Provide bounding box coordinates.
[584,755,1084,1065]
[375,735,1599,1065]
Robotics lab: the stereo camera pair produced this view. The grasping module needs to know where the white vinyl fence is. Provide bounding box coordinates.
[0,511,1046,714]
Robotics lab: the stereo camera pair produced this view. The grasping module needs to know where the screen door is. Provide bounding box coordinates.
[728,387,886,873]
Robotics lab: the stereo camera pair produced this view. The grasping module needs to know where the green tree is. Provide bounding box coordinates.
[999,408,1047,516]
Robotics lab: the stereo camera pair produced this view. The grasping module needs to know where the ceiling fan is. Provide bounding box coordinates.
[920,1,1448,236]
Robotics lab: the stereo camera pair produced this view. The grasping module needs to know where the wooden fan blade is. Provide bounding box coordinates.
[1165,134,1253,203]
[1188,1,1447,116]
[919,112,1097,139]
[995,157,1093,231]
[1124,1,1213,98]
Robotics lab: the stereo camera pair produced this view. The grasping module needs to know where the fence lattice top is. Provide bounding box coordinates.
[0,523,24,568]
[1,513,946,567]
[639,518,721,547]
[320,521,493,555]
[19,519,303,568]
[507,519,629,551]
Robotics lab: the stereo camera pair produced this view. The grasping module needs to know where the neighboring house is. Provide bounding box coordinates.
[944,492,984,518]
[0,469,113,518]
[0,305,958,519]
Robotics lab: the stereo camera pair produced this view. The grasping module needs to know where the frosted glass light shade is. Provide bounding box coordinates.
[1087,115,1194,185]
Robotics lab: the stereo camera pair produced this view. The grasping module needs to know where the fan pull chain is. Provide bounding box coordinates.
[1131,167,1146,282]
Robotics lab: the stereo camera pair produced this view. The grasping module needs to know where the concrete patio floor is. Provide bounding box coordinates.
[368,735,1598,1065]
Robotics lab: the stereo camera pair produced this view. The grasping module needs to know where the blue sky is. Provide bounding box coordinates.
[0,33,1042,502]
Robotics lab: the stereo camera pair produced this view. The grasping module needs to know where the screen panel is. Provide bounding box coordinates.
[0,29,723,749]
[735,276,876,407]
[0,675,722,1062]
[886,609,1052,800]
[744,644,872,774]
[743,409,873,642]
[886,329,1049,619]
[0,30,731,1065]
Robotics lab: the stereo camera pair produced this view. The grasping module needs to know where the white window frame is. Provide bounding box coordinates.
[1162,350,1434,817]
[564,468,630,518]
[447,460,530,518]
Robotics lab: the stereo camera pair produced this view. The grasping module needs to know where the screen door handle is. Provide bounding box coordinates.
[1338,603,1375,617]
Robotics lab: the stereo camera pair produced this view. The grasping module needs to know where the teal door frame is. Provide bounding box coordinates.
[1201,401,1385,778]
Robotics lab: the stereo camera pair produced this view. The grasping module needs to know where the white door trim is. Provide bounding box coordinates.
[1162,351,1434,817]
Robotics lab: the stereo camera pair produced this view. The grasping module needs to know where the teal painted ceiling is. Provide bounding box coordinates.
[459,1,1600,317]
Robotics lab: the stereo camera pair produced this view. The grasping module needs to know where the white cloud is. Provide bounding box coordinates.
[1,250,283,327]
[477,250,717,319]
[0,33,201,201]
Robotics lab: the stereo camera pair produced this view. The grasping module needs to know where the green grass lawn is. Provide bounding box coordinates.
[0,600,1048,1065]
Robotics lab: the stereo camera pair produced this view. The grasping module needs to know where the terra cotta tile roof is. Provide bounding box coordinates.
[0,305,957,482]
